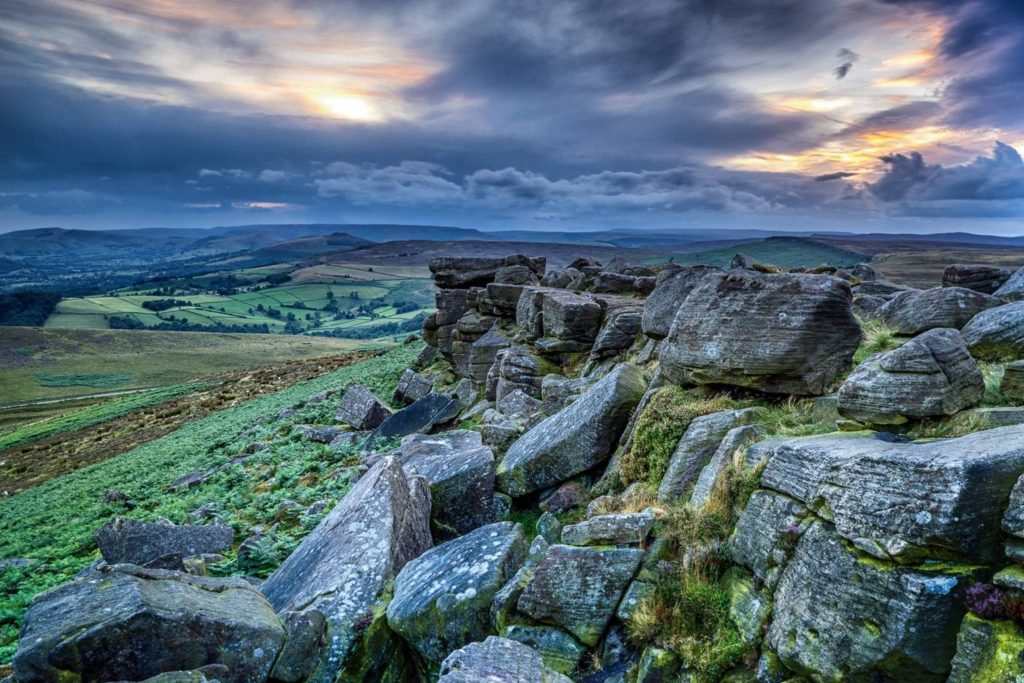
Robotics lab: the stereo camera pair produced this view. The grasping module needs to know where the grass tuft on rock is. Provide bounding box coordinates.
[853,318,902,365]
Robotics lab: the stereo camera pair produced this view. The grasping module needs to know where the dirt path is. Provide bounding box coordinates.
[0,350,376,495]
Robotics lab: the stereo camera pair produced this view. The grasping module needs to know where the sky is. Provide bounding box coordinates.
[1,0,1024,235]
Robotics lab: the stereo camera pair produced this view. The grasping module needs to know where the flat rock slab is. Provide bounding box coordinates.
[369,392,461,442]
[497,364,645,497]
[398,431,497,537]
[767,522,965,682]
[658,271,861,396]
[517,544,643,647]
[13,565,284,683]
[335,384,392,430]
[95,517,233,569]
[438,636,573,683]
[260,457,432,683]
[541,290,605,343]
[387,522,527,668]
[837,328,984,425]
[757,426,1024,562]
[561,512,655,546]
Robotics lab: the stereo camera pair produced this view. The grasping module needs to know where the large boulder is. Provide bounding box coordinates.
[397,431,497,536]
[335,384,392,429]
[590,305,643,360]
[387,522,527,668]
[641,265,718,339]
[13,565,285,683]
[657,408,762,503]
[493,346,554,401]
[756,426,1024,562]
[438,636,573,683]
[467,328,511,386]
[766,522,965,682]
[517,544,643,646]
[95,518,233,570]
[837,328,984,425]
[497,364,645,497]
[260,457,432,682]
[658,271,861,396]
[541,290,604,344]
[430,255,545,289]
[962,301,1024,360]
[994,265,1024,301]
[878,287,999,334]
[369,392,461,442]
[560,512,655,546]
[393,369,433,406]
[730,489,809,589]
[943,264,1012,294]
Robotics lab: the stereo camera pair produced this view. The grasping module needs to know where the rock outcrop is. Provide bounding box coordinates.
[335,384,392,429]
[438,636,573,682]
[659,271,861,395]
[878,286,999,334]
[994,265,1024,300]
[962,301,1024,360]
[640,265,718,340]
[95,517,233,570]
[943,264,1011,294]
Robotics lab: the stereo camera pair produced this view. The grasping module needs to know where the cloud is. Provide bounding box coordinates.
[815,171,857,182]
[0,189,118,215]
[258,170,288,183]
[314,161,463,204]
[834,47,859,79]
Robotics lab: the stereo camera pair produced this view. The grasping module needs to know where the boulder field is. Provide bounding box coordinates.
[11,253,1024,683]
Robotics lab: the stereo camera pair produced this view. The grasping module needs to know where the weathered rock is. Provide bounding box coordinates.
[635,647,681,682]
[540,374,595,415]
[295,424,346,444]
[962,301,1024,360]
[270,610,327,683]
[854,280,917,298]
[438,636,573,683]
[726,567,771,645]
[659,271,861,395]
[517,544,643,646]
[1002,473,1024,539]
[657,408,762,503]
[393,369,433,406]
[766,522,965,682]
[260,457,432,682]
[497,388,543,422]
[542,289,604,343]
[592,271,640,294]
[561,512,655,546]
[837,328,984,424]
[539,480,588,514]
[497,364,645,497]
[879,287,999,334]
[468,328,511,386]
[480,417,524,454]
[947,613,1024,682]
[413,344,438,369]
[590,305,643,360]
[690,423,767,508]
[1002,360,1024,401]
[13,565,284,683]
[958,406,1024,429]
[852,293,887,318]
[434,288,473,326]
[496,264,541,285]
[641,265,719,339]
[730,489,808,588]
[757,427,1024,562]
[851,263,877,281]
[397,431,497,536]
[453,378,476,408]
[387,522,527,669]
[369,392,461,442]
[943,264,1012,294]
[430,255,545,289]
[95,518,233,570]
[537,512,563,545]
[615,580,655,623]
[516,287,547,339]
[494,346,553,400]
[336,384,392,429]
[503,625,586,676]
[994,265,1024,301]
[491,536,549,632]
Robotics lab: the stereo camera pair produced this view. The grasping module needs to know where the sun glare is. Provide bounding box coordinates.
[313,93,381,122]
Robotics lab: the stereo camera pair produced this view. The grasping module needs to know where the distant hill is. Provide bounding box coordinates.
[670,236,868,269]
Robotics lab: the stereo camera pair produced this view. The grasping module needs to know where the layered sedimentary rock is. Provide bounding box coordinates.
[878,286,999,334]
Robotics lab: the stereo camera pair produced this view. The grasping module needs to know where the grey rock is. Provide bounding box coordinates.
[496,264,541,285]
[879,286,999,334]
[517,544,643,646]
[495,346,553,401]
[398,431,497,536]
[369,392,461,442]
[468,328,511,386]
[516,287,547,340]
[758,426,1024,562]
[657,407,762,503]
[837,328,984,424]
[413,344,438,369]
[641,265,719,339]
[690,423,767,508]
[561,512,655,546]
[270,610,326,683]
[542,289,605,343]
[1002,360,1024,401]
[539,480,588,514]
[13,565,284,683]
[947,614,1024,683]
[766,522,965,682]
[430,255,545,289]
[854,280,917,298]
[943,264,1011,294]
[260,457,432,683]
[434,288,473,326]
[295,424,347,444]
[503,625,586,676]
[1003,473,1024,538]
[726,568,771,645]
[540,374,595,415]
[590,305,643,360]
[438,636,573,683]
[95,517,233,570]
[335,384,392,429]
[659,271,861,396]
[592,271,640,294]
[497,364,645,497]
[497,388,543,422]
[730,489,808,588]
[393,369,434,405]
[853,293,887,318]
[537,512,563,545]
[962,301,1024,360]
[615,580,654,622]
[480,418,524,454]
[635,647,681,682]
[851,263,877,281]
[387,522,527,668]
[994,264,1024,301]
[490,537,549,633]
[453,378,476,408]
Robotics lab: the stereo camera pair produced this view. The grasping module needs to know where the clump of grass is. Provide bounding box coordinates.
[627,455,762,681]
[980,362,1021,407]
[756,397,837,437]
[620,387,737,488]
[853,318,902,364]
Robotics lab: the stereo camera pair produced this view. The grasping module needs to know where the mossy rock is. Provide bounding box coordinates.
[947,613,1024,683]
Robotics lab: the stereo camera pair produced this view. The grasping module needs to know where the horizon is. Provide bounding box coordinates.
[2,1,1024,235]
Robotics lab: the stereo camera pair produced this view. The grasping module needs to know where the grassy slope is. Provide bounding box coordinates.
[0,327,384,406]
[0,343,419,663]
[660,237,866,269]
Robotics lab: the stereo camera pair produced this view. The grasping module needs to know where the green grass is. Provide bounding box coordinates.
[0,383,205,452]
[0,344,420,663]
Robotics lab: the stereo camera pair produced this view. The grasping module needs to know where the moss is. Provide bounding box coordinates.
[954,614,1024,683]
